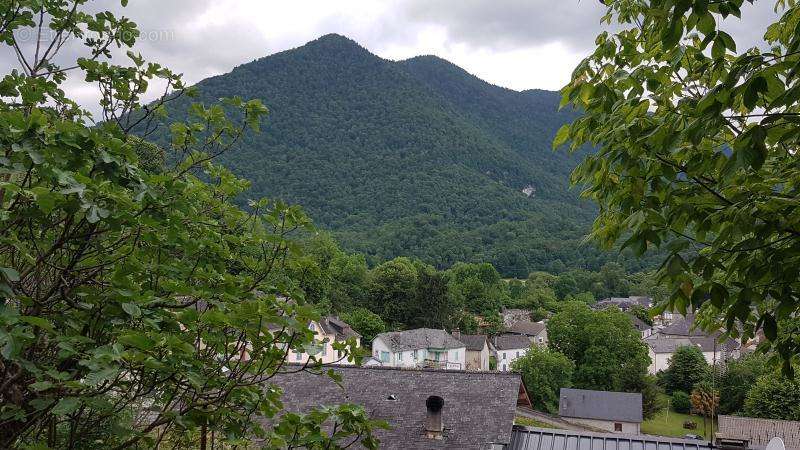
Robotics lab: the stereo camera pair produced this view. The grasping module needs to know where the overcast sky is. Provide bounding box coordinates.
[3,0,781,113]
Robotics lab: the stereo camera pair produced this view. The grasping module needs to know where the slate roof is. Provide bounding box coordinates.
[495,333,533,351]
[455,334,488,351]
[660,313,710,337]
[319,316,361,340]
[644,335,737,354]
[628,314,652,332]
[374,328,465,352]
[508,320,546,336]
[509,427,712,450]
[265,365,528,450]
[594,296,653,311]
[718,415,800,450]
[559,388,643,423]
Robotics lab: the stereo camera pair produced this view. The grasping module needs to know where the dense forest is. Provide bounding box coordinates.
[143,34,661,277]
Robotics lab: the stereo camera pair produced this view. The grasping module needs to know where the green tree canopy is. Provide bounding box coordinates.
[557,0,800,371]
[743,373,800,420]
[718,352,771,415]
[661,345,711,394]
[547,302,651,392]
[511,347,575,414]
[340,307,386,345]
[0,1,381,448]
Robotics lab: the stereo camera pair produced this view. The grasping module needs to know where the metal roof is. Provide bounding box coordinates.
[559,388,643,423]
[508,427,713,450]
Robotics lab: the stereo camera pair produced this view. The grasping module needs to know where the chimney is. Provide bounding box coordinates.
[451,328,461,340]
[424,396,444,440]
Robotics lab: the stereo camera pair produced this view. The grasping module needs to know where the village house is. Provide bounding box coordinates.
[452,330,491,371]
[267,365,532,449]
[643,313,740,374]
[284,316,361,365]
[558,388,643,434]
[628,314,653,338]
[506,320,548,347]
[372,328,467,369]
[494,334,532,372]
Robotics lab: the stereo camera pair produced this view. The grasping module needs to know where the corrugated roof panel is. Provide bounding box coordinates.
[510,427,714,450]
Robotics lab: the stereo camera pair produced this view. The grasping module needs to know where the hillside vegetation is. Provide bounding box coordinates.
[147,34,658,276]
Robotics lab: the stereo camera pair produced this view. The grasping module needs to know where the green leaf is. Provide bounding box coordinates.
[121,302,142,318]
[763,314,777,341]
[51,398,81,416]
[552,124,571,149]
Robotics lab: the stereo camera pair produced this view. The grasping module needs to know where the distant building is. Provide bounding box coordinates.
[372,328,466,370]
[558,388,643,434]
[506,320,548,347]
[452,331,491,371]
[628,314,653,338]
[594,296,653,312]
[644,313,740,374]
[502,308,534,328]
[717,415,800,450]
[494,334,532,372]
[266,364,533,449]
[644,335,735,374]
[283,316,361,365]
[510,427,713,450]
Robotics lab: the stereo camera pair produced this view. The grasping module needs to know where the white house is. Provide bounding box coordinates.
[494,334,532,372]
[371,329,466,369]
[644,335,731,374]
[284,316,361,365]
[559,388,643,434]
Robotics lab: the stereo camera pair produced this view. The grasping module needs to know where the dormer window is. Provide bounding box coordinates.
[308,323,316,332]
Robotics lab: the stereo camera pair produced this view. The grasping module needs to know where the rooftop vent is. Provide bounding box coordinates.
[424,395,444,440]
[387,394,397,401]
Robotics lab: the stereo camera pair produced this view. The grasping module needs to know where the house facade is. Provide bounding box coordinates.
[494,334,532,372]
[452,331,491,371]
[644,314,739,374]
[285,316,361,365]
[559,388,643,434]
[371,329,467,369]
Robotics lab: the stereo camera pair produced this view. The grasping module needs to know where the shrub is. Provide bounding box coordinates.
[672,391,691,413]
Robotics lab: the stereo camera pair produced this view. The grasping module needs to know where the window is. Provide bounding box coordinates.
[516,351,520,358]
[502,353,506,360]
[380,351,389,362]
[295,351,302,361]
[413,350,418,360]
[397,352,403,361]
[308,323,315,332]
[321,343,327,356]
[614,423,623,432]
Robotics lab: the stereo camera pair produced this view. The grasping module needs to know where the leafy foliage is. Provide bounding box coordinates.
[661,346,710,394]
[511,347,574,414]
[546,302,651,392]
[0,2,382,448]
[718,352,771,415]
[558,0,800,371]
[743,373,800,420]
[671,391,692,414]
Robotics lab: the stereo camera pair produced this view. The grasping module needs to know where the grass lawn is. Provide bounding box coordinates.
[642,409,717,440]
[515,416,559,429]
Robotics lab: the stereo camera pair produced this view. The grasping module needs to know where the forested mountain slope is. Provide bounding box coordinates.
[148,34,654,277]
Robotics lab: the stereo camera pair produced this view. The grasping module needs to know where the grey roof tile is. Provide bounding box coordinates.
[265,365,525,449]
[559,388,643,423]
[374,328,465,352]
[494,334,533,350]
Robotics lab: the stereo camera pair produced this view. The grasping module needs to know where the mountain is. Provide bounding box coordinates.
[146,34,654,277]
